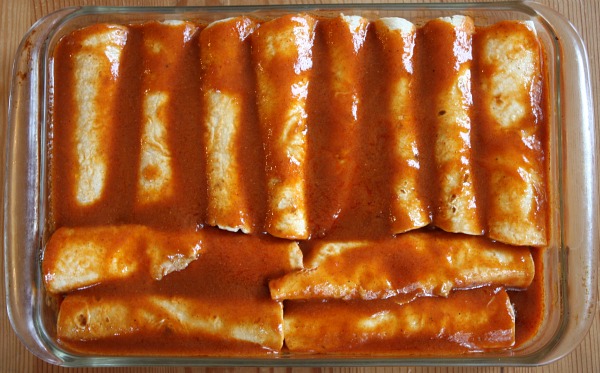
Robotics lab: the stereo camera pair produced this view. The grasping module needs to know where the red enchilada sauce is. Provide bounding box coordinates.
[49,17,548,355]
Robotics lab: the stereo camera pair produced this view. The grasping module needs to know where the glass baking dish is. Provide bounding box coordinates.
[4,1,597,367]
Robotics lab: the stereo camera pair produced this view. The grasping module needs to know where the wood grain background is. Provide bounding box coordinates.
[1,0,598,372]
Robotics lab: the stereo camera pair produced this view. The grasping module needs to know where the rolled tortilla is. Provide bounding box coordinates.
[473,21,547,246]
[69,24,129,206]
[284,287,515,352]
[251,14,317,239]
[137,21,200,205]
[270,231,534,301]
[42,225,204,294]
[418,16,482,235]
[375,17,430,233]
[57,295,284,353]
[200,17,259,234]
[55,228,303,354]
[307,15,368,235]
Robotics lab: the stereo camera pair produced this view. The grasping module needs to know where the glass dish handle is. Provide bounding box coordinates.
[4,7,79,365]
[528,0,598,364]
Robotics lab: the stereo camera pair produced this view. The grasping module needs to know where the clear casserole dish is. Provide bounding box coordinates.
[4,1,597,366]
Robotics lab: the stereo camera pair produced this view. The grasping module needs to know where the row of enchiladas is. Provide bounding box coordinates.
[45,13,549,355]
[44,226,531,354]
[50,13,548,246]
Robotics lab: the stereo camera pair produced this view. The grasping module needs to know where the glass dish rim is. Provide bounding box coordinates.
[5,1,597,367]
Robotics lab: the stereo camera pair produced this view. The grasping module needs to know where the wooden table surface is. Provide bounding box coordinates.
[1,0,598,372]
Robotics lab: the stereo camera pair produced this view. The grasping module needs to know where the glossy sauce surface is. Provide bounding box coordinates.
[49,16,549,355]
[56,228,300,355]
